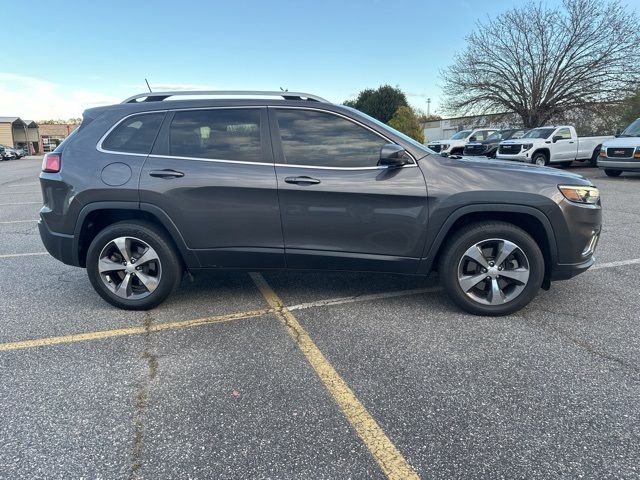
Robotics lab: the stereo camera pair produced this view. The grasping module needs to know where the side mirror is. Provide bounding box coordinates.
[551,135,561,143]
[469,136,477,142]
[379,143,409,167]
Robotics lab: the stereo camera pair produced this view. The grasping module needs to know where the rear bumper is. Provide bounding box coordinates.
[38,217,78,267]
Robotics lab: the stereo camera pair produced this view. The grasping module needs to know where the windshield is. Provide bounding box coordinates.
[341,106,430,154]
[450,130,472,140]
[522,128,555,139]
[485,130,507,142]
[620,118,640,137]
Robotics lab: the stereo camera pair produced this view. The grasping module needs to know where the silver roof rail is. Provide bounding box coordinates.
[121,90,330,104]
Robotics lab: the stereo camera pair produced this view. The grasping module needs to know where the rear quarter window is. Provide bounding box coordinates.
[101,112,165,154]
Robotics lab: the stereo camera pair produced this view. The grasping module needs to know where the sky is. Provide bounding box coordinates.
[2,0,635,120]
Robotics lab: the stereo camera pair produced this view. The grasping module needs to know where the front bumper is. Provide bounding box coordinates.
[597,157,640,171]
[551,256,595,280]
[38,217,77,267]
[496,153,530,162]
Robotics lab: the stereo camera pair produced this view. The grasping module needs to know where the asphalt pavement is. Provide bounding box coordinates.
[0,157,638,479]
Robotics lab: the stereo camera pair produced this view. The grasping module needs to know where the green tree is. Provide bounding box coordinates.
[344,85,409,123]
[621,86,640,127]
[388,106,425,143]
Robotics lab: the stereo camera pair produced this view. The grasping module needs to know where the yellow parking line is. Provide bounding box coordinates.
[249,272,419,480]
[0,308,272,352]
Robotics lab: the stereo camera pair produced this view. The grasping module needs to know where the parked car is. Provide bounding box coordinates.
[427,128,497,156]
[496,126,612,167]
[38,90,601,316]
[597,118,640,177]
[463,128,528,158]
[0,145,17,160]
[13,146,28,158]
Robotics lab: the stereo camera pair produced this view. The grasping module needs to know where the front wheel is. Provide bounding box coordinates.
[531,152,549,166]
[438,222,544,316]
[86,221,183,310]
[604,169,622,177]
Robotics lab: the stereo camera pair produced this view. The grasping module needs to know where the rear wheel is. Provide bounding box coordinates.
[604,169,622,177]
[531,152,549,166]
[438,222,544,316]
[86,221,182,310]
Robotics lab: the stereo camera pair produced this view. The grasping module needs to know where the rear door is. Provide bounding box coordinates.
[139,107,284,268]
[269,107,428,273]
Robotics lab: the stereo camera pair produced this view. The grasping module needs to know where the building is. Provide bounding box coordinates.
[38,123,80,152]
[0,117,40,153]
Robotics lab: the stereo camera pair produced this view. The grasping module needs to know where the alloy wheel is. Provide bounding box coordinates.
[457,238,530,306]
[97,236,162,300]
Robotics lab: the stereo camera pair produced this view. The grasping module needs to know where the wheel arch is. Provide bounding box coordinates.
[73,202,199,268]
[421,204,558,289]
[532,148,550,161]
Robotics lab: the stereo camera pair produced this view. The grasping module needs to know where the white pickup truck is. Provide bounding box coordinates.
[597,118,640,177]
[427,128,496,156]
[496,126,613,167]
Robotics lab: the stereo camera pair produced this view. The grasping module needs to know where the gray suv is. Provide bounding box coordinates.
[38,91,602,316]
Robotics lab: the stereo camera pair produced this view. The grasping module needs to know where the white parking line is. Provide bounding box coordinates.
[0,191,41,195]
[288,287,442,311]
[0,252,48,259]
[6,183,39,188]
[0,220,37,224]
[592,258,640,270]
[0,202,41,206]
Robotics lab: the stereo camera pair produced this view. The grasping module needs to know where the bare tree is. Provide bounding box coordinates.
[441,0,640,128]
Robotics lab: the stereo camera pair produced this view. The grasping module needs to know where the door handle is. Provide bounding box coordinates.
[284,176,320,185]
[149,169,184,179]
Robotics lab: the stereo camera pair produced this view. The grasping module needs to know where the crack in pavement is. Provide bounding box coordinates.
[522,307,640,377]
[130,311,159,480]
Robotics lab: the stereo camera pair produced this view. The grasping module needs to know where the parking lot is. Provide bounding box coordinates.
[0,157,639,479]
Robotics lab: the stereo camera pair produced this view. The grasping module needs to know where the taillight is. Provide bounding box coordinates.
[42,153,61,173]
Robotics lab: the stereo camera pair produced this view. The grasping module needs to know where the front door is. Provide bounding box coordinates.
[139,107,284,268]
[269,107,428,273]
[553,127,574,161]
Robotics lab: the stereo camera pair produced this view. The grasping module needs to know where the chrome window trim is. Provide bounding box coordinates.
[96,105,418,170]
[148,154,274,166]
[96,106,264,155]
[96,109,168,155]
[271,105,417,165]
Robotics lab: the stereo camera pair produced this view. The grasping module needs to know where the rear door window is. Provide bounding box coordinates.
[102,112,164,154]
[168,109,263,162]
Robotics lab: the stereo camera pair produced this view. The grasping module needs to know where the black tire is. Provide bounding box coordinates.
[438,221,544,316]
[450,147,464,156]
[604,169,622,177]
[86,221,182,310]
[531,151,549,166]
[589,147,600,167]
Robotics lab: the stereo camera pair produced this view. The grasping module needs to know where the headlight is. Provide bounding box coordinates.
[600,147,607,158]
[441,144,450,150]
[635,147,640,159]
[522,143,533,151]
[558,185,600,204]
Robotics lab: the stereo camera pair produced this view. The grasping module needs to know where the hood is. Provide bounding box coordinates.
[431,155,593,185]
[603,137,640,148]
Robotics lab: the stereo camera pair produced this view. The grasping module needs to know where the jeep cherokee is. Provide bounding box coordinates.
[38,91,602,316]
